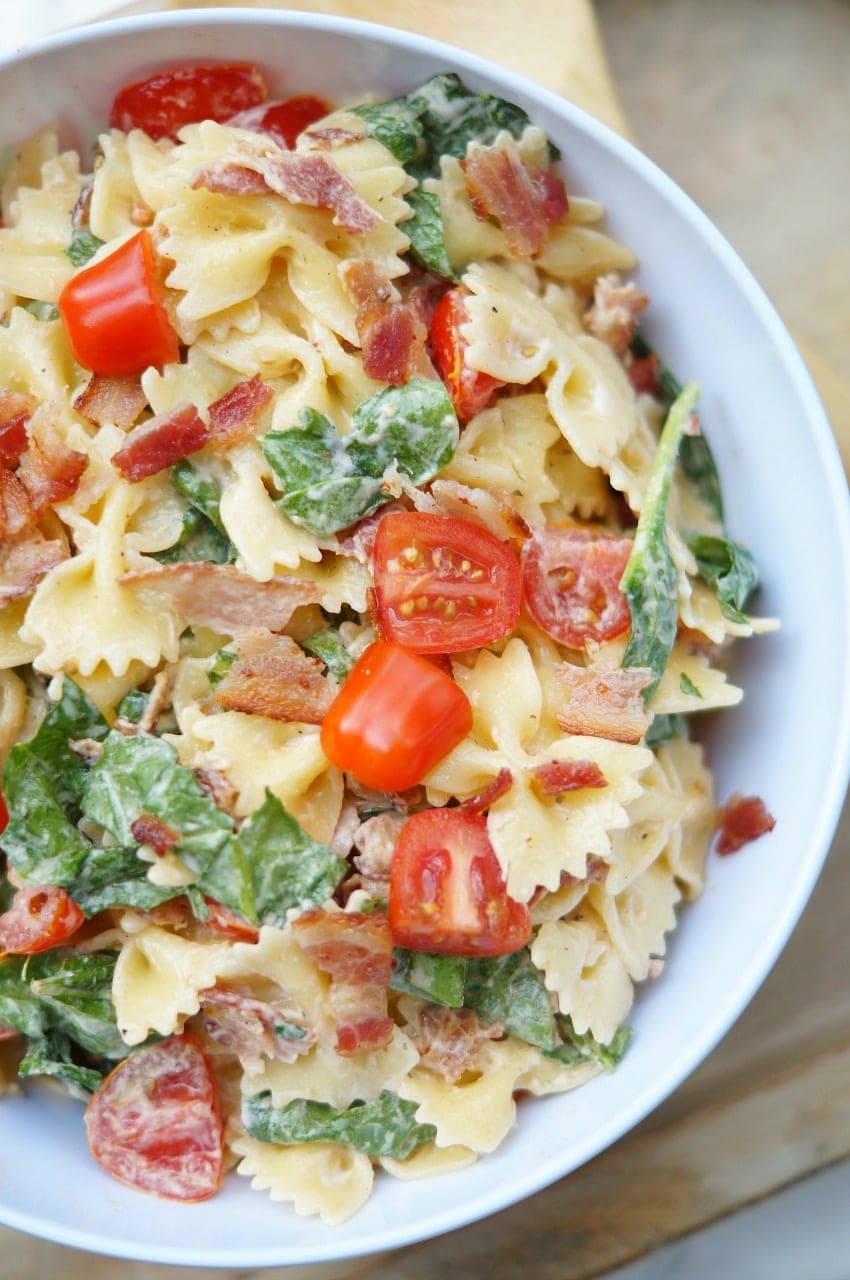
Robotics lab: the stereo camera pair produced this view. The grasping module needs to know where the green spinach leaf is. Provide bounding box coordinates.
[25,949,126,1059]
[464,948,556,1050]
[65,226,104,268]
[645,713,687,748]
[402,189,455,279]
[23,300,60,322]
[153,505,233,565]
[300,628,355,682]
[18,1030,105,1097]
[391,949,467,1008]
[0,956,44,1038]
[545,1015,631,1071]
[684,532,760,625]
[68,844,182,916]
[351,95,424,166]
[243,1090,436,1158]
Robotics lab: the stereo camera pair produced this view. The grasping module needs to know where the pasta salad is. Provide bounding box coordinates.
[0,63,776,1220]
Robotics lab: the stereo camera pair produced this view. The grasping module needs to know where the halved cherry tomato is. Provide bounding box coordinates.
[230,95,331,148]
[521,525,633,649]
[0,883,85,955]
[59,230,180,377]
[429,287,505,423]
[110,63,267,141]
[0,790,8,834]
[389,809,531,956]
[85,1034,223,1202]
[373,512,521,653]
[321,642,472,793]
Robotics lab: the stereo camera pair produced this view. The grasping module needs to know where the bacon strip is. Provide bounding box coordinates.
[584,274,650,355]
[208,375,273,451]
[73,374,148,430]
[130,814,180,856]
[627,352,661,396]
[0,533,67,605]
[340,259,433,386]
[304,125,364,149]
[531,759,608,795]
[120,562,323,634]
[0,391,37,466]
[214,629,333,724]
[429,477,530,546]
[192,149,375,234]
[405,1004,503,1083]
[715,794,776,856]
[555,664,653,745]
[112,404,210,482]
[292,907,394,1056]
[0,468,34,541]
[463,138,568,258]
[17,417,87,518]
[199,985,316,1075]
[458,767,514,815]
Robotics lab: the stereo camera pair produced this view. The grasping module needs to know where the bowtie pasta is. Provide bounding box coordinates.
[0,64,776,1220]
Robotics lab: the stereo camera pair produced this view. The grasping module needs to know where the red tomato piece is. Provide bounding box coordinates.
[203,897,260,944]
[110,63,267,141]
[521,525,633,649]
[429,287,505,423]
[0,883,85,955]
[373,512,521,654]
[389,809,531,956]
[0,791,7,834]
[59,230,180,377]
[238,95,332,149]
[85,1034,223,1202]
[321,642,472,793]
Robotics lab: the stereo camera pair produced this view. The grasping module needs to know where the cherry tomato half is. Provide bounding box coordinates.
[85,1034,223,1202]
[230,95,331,149]
[59,230,180,377]
[0,790,8,834]
[389,809,531,956]
[110,63,267,141]
[373,512,521,654]
[0,883,85,955]
[521,525,633,649]
[320,642,472,793]
[429,287,505,423]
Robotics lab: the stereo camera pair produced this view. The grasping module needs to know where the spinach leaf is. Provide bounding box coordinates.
[684,532,760,625]
[65,226,104,268]
[0,956,44,1037]
[234,791,347,926]
[679,672,703,699]
[391,949,467,1008]
[351,95,424,166]
[300,628,355,682]
[153,505,233,565]
[262,379,458,536]
[464,949,556,1050]
[402,189,455,279]
[68,844,182,916]
[620,381,700,701]
[23,300,60,322]
[25,949,126,1059]
[172,460,228,537]
[207,648,236,686]
[546,1015,631,1071]
[645,713,687,748]
[18,1030,104,1097]
[115,688,149,725]
[243,1090,436,1159]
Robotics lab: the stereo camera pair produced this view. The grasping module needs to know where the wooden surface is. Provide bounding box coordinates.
[3,1,850,1276]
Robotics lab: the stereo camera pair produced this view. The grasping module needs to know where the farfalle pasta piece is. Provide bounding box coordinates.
[531,911,634,1045]
[232,1135,373,1224]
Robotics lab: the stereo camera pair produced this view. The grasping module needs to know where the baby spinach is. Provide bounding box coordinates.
[402,188,455,279]
[546,1015,631,1071]
[391,949,467,1008]
[464,948,557,1050]
[620,381,700,701]
[684,532,760,625]
[67,844,182,916]
[207,647,237,686]
[351,94,424,166]
[65,226,104,268]
[243,1090,436,1159]
[300,628,354,682]
[644,713,687,748]
[17,1029,105,1097]
[262,379,458,536]
[155,461,234,565]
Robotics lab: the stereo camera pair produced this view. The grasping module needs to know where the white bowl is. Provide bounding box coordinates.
[1,8,849,1268]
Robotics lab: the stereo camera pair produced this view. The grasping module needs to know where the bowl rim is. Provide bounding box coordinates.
[2,5,850,1267]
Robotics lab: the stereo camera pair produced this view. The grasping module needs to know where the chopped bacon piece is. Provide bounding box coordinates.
[555,664,653,745]
[429,477,530,546]
[207,375,273,450]
[531,758,608,795]
[112,404,210,482]
[192,149,376,234]
[304,125,364,149]
[715,794,776,856]
[202,899,259,943]
[405,1004,503,1083]
[130,814,180,856]
[69,736,105,765]
[350,811,407,897]
[458,767,514,815]
[463,138,568,258]
[0,532,66,605]
[120,562,323,634]
[627,352,661,396]
[17,417,87,517]
[214,629,333,724]
[292,907,394,1056]
[0,469,32,541]
[199,985,316,1075]
[584,274,650,354]
[73,373,148,430]
[340,259,433,386]
[194,768,238,815]
[0,1025,20,1043]
[72,177,94,230]
[0,391,37,466]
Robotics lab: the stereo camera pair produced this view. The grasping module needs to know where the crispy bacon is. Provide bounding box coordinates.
[0,1025,20,1043]
[531,759,608,795]
[715,794,776,856]
[292,907,394,1056]
[429,477,530,546]
[463,138,568,258]
[194,767,238,814]
[458,767,514,815]
[584,274,650,354]
[0,533,66,604]
[555,664,653,745]
[17,416,87,518]
[192,149,375,233]
[405,1004,503,1083]
[69,737,105,765]
[130,814,180,856]
[0,469,31,541]
[112,403,210,482]
[0,391,37,466]
[73,374,148,430]
[340,259,433,386]
[305,125,364,149]
[214,629,333,724]
[199,985,316,1075]
[627,352,661,396]
[207,375,273,451]
[121,562,322,634]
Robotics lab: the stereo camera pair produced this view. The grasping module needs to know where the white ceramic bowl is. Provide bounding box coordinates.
[1,8,849,1268]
